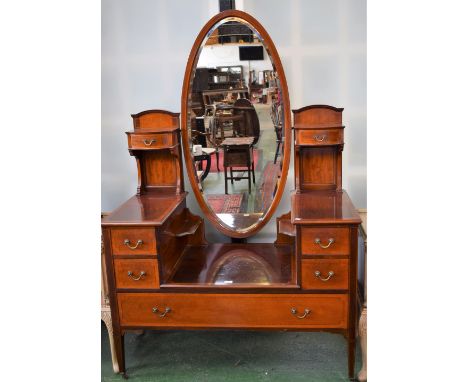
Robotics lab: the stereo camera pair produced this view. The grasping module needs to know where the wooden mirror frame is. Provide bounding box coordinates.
[181,10,291,238]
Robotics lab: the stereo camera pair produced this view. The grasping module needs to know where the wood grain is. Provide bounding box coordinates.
[114,259,160,289]
[301,258,349,290]
[111,227,157,255]
[117,293,348,329]
[301,226,350,256]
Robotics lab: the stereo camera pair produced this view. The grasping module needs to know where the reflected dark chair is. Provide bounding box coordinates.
[222,137,255,194]
[191,116,220,177]
[270,99,283,164]
[232,98,260,144]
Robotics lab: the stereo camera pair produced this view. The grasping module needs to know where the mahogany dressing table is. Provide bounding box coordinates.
[102,10,361,380]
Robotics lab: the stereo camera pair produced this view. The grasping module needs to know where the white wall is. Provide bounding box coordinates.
[102,0,366,242]
[198,44,273,86]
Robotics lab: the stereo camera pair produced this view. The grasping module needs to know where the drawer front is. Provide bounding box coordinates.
[301,259,349,290]
[118,293,348,329]
[111,228,157,255]
[129,133,174,149]
[114,259,159,289]
[297,129,343,146]
[302,227,349,255]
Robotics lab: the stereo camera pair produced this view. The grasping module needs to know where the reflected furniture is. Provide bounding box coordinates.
[221,137,255,194]
[102,10,362,381]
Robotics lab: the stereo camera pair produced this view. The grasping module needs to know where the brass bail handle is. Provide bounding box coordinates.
[143,139,156,146]
[127,271,146,281]
[314,270,335,282]
[152,307,171,318]
[314,237,335,249]
[314,134,326,142]
[291,308,311,319]
[124,239,143,249]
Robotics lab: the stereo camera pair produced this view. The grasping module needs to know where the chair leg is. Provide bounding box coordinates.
[358,307,367,381]
[224,166,228,194]
[230,167,234,184]
[216,151,220,171]
[274,140,281,164]
[102,310,121,374]
[247,166,251,193]
[251,162,256,184]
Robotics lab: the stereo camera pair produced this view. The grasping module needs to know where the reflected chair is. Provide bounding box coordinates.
[191,116,220,178]
[270,99,283,164]
[222,137,255,194]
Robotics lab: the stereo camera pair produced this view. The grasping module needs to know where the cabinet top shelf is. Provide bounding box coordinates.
[291,190,361,225]
[102,193,187,226]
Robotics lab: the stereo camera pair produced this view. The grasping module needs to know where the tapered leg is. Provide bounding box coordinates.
[230,168,234,184]
[224,166,228,194]
[216,151,220,171]
[251,161,256,184]
[112,330,126,375]
[348,337,356,380]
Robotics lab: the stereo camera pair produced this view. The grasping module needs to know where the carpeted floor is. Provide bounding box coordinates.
[101,323,361,382]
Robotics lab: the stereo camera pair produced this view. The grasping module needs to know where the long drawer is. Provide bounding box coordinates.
[117,293,348,329]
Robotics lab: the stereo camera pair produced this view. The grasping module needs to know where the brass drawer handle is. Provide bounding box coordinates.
[143,139,156,146]
[291,308,311,319]
[127,271,146,281]
[314,270,335,282]
[152,307,171,318]
[314,135,326,142]
[123,239,143,249]
[314,237,335,249]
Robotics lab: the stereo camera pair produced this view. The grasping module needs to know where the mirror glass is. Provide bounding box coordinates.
[187,18,285,231]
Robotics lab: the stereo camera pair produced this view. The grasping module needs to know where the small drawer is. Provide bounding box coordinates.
[301,259,349,290]
[114,259,159,289]
[111,228,157,255]
[117,293,348,329]
[129,133,174,149]
[297,129,343,146]
[301,227,349,255]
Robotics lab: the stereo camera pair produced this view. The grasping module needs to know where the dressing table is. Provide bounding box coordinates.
[102,10,361,380]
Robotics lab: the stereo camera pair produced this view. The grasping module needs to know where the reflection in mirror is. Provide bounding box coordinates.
[188,19,284,231]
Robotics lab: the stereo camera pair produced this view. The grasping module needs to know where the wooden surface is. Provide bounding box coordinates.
[128,132,176,150]
[168,243,293,287]
[101,193,187,226]
[293,105,344,192]
[117,293,349,329]
[114,259,160,289]
[180,9,292,238]
[301,259,349,290]
[111,227,157,255]
[297,128,344,146]
[301,226,350,256]
[291,190,361,225]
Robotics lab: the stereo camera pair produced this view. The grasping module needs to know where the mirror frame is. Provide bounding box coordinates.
[181,10,291,238]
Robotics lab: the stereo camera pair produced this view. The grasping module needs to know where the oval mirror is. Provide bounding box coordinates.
[181,10,291,238]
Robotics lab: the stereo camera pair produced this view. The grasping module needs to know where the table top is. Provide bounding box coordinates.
[102,193,187,226]
[291,190,361,225]
[221,137,255,146]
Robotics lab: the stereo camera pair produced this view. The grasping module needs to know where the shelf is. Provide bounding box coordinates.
[163,209,202,237]
[165,243,294,288]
